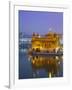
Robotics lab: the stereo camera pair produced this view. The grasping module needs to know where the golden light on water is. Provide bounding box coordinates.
[49,72,52,78]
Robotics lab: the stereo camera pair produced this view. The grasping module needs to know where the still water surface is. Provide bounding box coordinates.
[19,50,63,79]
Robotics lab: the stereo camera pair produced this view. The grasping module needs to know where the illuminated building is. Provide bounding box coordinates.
[31,32,62,52]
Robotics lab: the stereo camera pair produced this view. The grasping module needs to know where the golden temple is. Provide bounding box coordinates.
[31,32,62,53]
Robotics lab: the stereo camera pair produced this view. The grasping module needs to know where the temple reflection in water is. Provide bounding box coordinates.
[28,55,63,78]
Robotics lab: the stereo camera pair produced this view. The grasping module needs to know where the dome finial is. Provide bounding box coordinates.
[49,27,52,32]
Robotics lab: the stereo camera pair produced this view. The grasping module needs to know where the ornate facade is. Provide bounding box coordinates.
[31,32,62,52]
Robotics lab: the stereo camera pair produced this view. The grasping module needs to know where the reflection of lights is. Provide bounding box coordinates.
[30,55,63,78]
[49,72,52,78]
[32,60,35,64]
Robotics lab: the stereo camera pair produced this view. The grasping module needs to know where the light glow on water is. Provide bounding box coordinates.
[19,50,63,79]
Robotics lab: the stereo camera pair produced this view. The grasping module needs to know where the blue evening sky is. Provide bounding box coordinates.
[19,10,63,35]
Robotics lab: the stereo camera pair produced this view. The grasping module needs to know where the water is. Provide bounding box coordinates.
[19,49,63,79]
